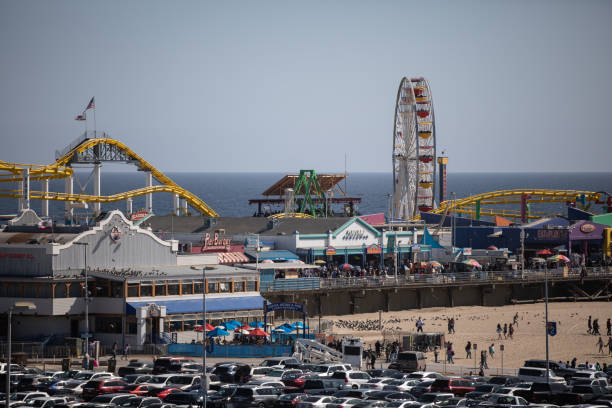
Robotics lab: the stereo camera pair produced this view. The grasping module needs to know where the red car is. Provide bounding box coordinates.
[430,378,475,396]
[151,387,182,400]
[126,384,157,396]
[82,379,128,400]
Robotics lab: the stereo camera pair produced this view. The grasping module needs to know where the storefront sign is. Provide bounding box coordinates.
[325,246,336,256]
[535,229,568,240]
[366,244,381,254]
[0,252,34,260]
[266,302,304,312]
[130,210,149,221]
[341,229,368,241]
[202,233,231,251]
[580,223,596,233]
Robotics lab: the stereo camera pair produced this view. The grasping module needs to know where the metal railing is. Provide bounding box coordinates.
[262,267,612,292]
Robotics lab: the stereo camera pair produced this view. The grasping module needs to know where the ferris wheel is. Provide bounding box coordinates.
[391,77,436,220]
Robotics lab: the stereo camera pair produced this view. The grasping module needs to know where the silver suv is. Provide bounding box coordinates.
[230,386,282,408]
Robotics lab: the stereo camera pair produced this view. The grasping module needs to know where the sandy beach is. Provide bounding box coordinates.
[324,301,612,370]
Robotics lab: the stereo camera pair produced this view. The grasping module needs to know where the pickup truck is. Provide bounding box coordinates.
[554,384,607,405]
[514,381,569,403]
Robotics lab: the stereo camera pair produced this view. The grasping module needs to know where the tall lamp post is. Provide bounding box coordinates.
[201,266,207,408]
[545,262,550,384]
[74,242,89,368]
[6,302,36,408]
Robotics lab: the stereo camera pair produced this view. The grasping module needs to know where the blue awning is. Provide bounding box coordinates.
[126,295,266,315]
[245,250,299,261]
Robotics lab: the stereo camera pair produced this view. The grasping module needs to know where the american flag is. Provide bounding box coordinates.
[75,114,86,121]
[86,97,95,110]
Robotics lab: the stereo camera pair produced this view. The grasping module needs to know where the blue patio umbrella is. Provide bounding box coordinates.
[274,325,294,333]
[207,327,231,337]
[249,321,265,328]
[293,321,309,329]
[222,321,240,330]
[227,319,242,327]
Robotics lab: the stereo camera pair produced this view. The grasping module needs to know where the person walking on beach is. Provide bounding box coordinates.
[597,337,604,353]
[112,342,118,360]
[123,344,130,360]
[588,316,593,334]
[513,312,519,327]
[508,324,514,339]
[503,323,508,339]
[447,346,455,364]
[593,319,601,335]
[606,318,611,336]
[434,346,439,363]
[496,323,503,339]
[489,344,495,359]
[606,337,612,355]
[416,317,424,333]
[449,317,456,334]
[465,341,472,359]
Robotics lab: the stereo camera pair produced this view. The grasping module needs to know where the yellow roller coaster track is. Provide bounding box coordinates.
[0,138,218,217]
[267,212,315,219]
[431,189,601,220]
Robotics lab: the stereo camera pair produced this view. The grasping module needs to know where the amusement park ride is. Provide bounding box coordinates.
[391,76,609,222]
[0,82,609,223]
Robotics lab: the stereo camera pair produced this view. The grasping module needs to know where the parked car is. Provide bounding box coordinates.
[430,378,475,396]
[483,393,529,406]
[259,358,302,369]
[118,361,154,377]
[514,381,569,403]
[554,384,607,405]
[152,358,194,375]
[516,367,565,384]
[329,371,371,389]
[162,391,204,406]
[81,379,128,401]
[296,395,336,408]
[88,393,133,406]
[388,352,426,373]
[212,364,252,383]
[274,393,308,408]
[230,386,282,408]
[301,379,344,395]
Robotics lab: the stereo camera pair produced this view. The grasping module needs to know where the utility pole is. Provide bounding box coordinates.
[74,242,89,368]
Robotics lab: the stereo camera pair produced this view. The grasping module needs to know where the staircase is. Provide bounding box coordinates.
[295,338,343,363]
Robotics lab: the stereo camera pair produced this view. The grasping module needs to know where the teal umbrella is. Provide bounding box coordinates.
[207,327,230,337]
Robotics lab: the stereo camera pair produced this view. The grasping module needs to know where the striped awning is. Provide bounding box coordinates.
[218,252,250,264]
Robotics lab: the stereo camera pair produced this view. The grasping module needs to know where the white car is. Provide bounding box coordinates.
[312,364,352,378]
[517,367,565,384]
[405,371,444,381]
[383,379,421,392]
[3,393,50,406]
[572,370,608,380]
[485,393,529,406]
[250,367,275,379]
[297,395,336,408]
[259,369,303,383]
[15,397,71,408]
[329,371,371,389]
[495,387,528,396]
[361,378,397,390]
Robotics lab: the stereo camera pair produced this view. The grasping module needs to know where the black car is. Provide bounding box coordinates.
[207,386,238,408]
[212,364,251,384]
[118,361,154,377]
[275,393,308,408]
[163,391,205,406]
[367,369,401,379]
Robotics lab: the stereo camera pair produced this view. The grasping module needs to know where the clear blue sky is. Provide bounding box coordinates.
[1,0,610,173]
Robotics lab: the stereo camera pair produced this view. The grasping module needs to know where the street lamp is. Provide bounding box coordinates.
[201,266,207,408]
[74,242,89,367]
[6,302,36,408]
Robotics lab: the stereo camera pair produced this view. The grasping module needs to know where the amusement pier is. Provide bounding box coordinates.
[0,77,611,351]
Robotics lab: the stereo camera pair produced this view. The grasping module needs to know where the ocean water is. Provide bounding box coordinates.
[1,172,611,220]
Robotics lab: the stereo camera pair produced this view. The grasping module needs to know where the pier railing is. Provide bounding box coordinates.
[261,267,612,292]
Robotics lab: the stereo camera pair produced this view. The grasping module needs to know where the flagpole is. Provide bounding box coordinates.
[93,98,97,137]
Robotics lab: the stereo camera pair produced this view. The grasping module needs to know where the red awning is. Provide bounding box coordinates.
[217,252,250,264]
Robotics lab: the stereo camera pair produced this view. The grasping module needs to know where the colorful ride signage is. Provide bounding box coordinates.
[266,302,304,312]
[325,246,336,256]
[202,232,231,252]
[366,245,381,254]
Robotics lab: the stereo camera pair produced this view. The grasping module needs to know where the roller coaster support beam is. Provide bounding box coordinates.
[93,163,101,216]
[145,171,153,213]
[65,176,73,223]
[20,168,30,211]
[126,198,132,215]
[181,198,188,215]
[41,179,49,217]
[173,194,179,216]
[521,194,531,223]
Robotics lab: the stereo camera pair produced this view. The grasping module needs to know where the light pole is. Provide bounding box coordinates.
[545,262,550,384]
[201,266,207,408]
[6,302,36,408]
[520,229,525,279]
[500,344,504,374]
[74,242,89,368]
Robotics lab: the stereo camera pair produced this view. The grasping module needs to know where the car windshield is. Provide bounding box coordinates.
[214,387,236,397]
[119,398,142,407]
[148,376,169,384]
[260,360,281,367]
[311,366,329,373]
[24,400,46,407]
[267,370,284,377]
[303,397,324,402]
[169,377,193,385]
[74,373,93,380]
